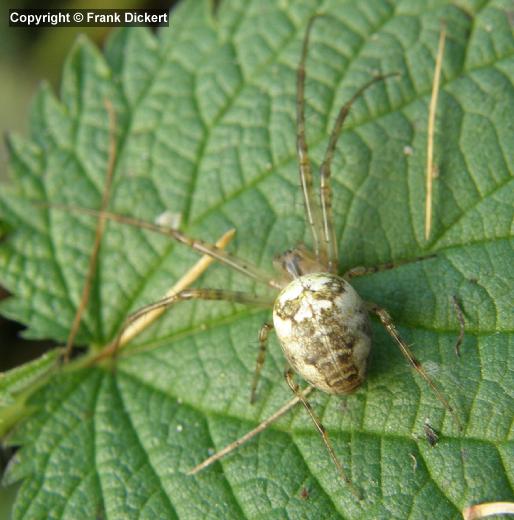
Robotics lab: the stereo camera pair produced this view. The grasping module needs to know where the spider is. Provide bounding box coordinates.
[72,16,460,498]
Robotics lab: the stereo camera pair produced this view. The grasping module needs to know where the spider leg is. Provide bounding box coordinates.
[116,229,235,349]
[96,289,274,361]
[42,205,282,289]
[366,301,463,431]
[297,16,325,262]
[250,322,274,404]
[284,367,362,499]
[343,254,436,279]
[188,386,314,476]
[320,73,399,272]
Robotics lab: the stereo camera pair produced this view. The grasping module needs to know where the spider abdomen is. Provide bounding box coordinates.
[273,273,372,394]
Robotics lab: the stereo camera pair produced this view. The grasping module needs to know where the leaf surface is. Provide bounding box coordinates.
[0,1,513,518]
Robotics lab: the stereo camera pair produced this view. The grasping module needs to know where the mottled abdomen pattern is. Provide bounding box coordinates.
[273,273,372,394]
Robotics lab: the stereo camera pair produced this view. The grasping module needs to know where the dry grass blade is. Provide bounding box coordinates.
[462,501,514,520]
[93,228,236,362]
[117,228,236,349]
[425,23,446,241]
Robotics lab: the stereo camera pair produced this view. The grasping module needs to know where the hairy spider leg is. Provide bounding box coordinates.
[188,386,314,476]
[319,73,399,272]
[97,288,274,360]
[343,254,437,279]
[344,256,465,358]
[297,16,399,271]
[296,15,325,262]
[250,322,274,404]
[115,229,235,350]
[43,205,284,290]
[285,368,363,500]
[366,302,463,431]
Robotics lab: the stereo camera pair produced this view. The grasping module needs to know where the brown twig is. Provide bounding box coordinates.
[63,99,117,362]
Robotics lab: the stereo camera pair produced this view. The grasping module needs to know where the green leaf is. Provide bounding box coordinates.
[1,0,513,518]
[0,349,61,437]
[0,350,61,408]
